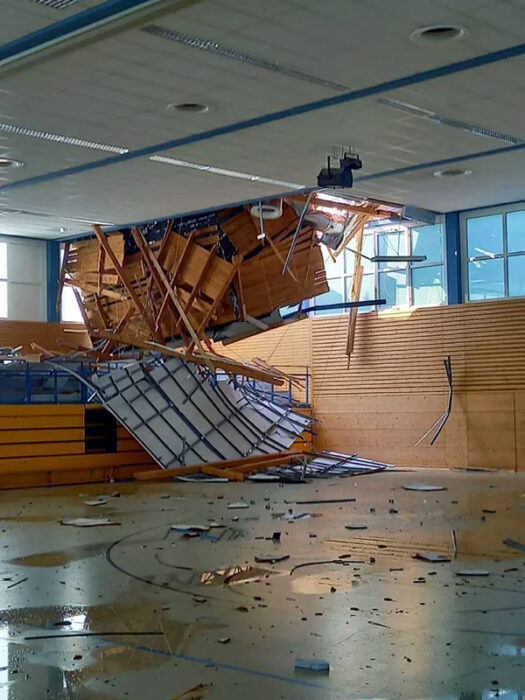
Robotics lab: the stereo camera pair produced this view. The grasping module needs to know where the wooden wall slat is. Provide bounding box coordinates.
[0,442,85,458]
[0,428,85,444]
[0,319,91,354]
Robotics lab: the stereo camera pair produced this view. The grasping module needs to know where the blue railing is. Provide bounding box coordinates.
[215,367,310,408]
[0,360,121,405]
[0,360,310,407]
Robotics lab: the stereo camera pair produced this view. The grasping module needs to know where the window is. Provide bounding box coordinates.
[464,204,525,301]
[60,246,84,323]
[312,222,445,315]
[0,242,6,318]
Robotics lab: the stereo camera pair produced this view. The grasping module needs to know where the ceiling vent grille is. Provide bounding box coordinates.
[142,25,347,91]
[31,0,79,9]
[149,155,304,189]
[378,97,523,145]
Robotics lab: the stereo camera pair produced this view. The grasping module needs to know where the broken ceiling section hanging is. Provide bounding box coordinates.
[59,194,401,382]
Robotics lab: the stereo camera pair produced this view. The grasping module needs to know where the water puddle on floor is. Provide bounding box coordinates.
[0,601,227,697]
[7,542,108,567]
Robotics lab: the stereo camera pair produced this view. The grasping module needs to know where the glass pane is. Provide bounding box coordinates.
[466,214,503,258]
[412,265,445,306]
[321,246,344,277]
[467,258,505,300]
[379,270,407,308]
[344,234,374,274]
[411,224,443,265]
[0,280,6,318]
[313,278,343,315]
[507,210,525,253]
[508,255,525,297]
[0,242,6,279]
[280,303,300,317]
[61,286,84,323]
[345,273,376,313]
[377,230,407,269]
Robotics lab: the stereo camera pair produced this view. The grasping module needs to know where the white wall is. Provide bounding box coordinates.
[0,236,46,321]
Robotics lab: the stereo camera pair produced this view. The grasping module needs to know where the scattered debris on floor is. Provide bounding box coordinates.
[171,524,211,533]
[83,498,108,506]
[135,449,394,484]
[292,497,357,505]
[254,554,290,564]
[414,553,451,563]
[294,658,330,673]
[455,570,490,577]
[451,529,458,557]
[503,537,525,552]
[402,483,447,492]
[172,683,209,700]
[6,577,28,589]
[60,517,119,527]
[345,524,368,530]
[290,559,364,575]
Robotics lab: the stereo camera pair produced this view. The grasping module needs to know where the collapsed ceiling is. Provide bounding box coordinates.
[58,193,400,383]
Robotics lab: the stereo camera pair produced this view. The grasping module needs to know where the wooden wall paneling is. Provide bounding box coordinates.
[0,451,156,475]
[0,428,85,444]
[0,442,85,458]
[0,320,91,354]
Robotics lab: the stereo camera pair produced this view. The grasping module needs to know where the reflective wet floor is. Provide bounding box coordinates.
[0,468,523,699]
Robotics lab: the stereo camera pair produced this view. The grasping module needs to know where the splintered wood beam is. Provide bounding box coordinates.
[64,279,128,301]
[334,212,370,258]
[182,243,219,313]
[154,289,171,332]
[171,231,196,283]
[195,255,243,337]
[131,227,182,335]
[146,219,174,299]
[56,241,70,313]
[90,328,285,385]
[130,227,206,356]
[72,287,92,330]
[345,220,365,367]
[93,295,111,329]
[97,244,105,294]
[134,465,202,481]
[202,465,245,481]
[265,234,298,282]
[99,306,134,360]
[233,267,246,321]
[92,225,161,342]
[135,450,300,481]
[157,219,174,263]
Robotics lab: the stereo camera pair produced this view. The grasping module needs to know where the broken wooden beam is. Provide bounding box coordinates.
[134,450,306,482]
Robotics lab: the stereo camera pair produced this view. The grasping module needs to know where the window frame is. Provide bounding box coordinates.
[0,241,7,319]
[460,201,525,302]
[312,219,445,317]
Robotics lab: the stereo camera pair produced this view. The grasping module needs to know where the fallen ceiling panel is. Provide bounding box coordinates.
[92,356,312,468]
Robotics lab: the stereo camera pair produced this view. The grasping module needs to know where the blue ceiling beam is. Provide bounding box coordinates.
[0,0,163,64]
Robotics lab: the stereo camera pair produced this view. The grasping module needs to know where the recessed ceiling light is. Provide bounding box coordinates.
[0,158,24,168]
[434,168,473,177]
[167,102,210,114]
[410,25,466,42]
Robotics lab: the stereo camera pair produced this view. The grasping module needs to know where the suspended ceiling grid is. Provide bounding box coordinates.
[0,0,524,238]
